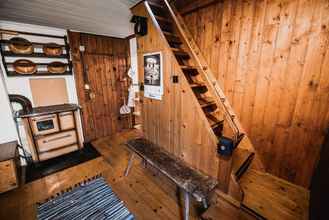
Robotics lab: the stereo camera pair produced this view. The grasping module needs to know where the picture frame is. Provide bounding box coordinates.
[143,52,163,99]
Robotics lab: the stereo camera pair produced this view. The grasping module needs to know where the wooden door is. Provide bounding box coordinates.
[69,31,130,142]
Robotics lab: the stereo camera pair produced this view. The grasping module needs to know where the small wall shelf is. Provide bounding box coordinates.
[2,51,69,59]
[6,71,72,77]
[0,29,73,77]
[0,39,65,47]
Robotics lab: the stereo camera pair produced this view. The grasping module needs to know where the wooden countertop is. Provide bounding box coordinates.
[0,141,17,162]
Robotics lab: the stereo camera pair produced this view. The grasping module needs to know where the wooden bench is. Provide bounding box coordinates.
[124,138,218,220]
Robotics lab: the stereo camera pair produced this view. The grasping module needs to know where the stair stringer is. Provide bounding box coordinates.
[132,1,222,179]
[163,0,265,171]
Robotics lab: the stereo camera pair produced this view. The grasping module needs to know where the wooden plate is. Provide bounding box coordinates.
[13,59,37,74]
[47,62,67,74]
[9,37,33,54]
[43,43,63,56]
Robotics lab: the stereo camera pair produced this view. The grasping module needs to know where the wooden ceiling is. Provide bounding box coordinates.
[0,0,141,38]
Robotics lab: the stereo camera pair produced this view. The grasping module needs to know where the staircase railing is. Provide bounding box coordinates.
[163,0,245,146]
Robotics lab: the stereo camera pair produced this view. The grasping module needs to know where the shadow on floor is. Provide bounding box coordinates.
[25,143,101,183]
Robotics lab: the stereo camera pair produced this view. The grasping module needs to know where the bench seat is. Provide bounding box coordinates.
[126,138,218,202]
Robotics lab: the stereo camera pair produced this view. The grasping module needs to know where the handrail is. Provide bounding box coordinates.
[163,0,243,144]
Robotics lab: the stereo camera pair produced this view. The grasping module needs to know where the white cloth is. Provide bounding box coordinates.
[127,85,136,107]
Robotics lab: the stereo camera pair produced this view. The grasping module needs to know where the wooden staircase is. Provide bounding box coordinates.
[144,0,261,186]
[133,2,309,219]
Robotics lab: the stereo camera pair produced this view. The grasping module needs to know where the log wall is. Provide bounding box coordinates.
[178,0,329,187]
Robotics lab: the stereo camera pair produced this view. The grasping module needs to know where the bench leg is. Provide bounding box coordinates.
[183,190,190,220]
[124,153,135,177]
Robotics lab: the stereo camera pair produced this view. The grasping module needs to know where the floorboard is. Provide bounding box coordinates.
[0,129,309,220]
[0,129,200,219]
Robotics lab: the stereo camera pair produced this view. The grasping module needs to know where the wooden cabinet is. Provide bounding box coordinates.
[58,111,75,130]
[0,141,19,193]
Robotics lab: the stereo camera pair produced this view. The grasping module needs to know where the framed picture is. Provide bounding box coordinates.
[143,52,163,99]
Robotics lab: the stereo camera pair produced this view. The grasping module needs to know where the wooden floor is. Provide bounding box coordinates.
[0,129,310,220]
[0,129,201,219]
[240,169,309,220]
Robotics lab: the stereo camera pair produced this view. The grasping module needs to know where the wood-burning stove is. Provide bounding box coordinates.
[17,104,83,162]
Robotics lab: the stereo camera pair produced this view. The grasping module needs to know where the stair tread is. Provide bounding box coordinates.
[163,31,178,37]
[171,47,181,52]
[190,82,206,88]
[206,113,223,128]
[198,97,215,108]
[232,148,255,178]
[180,65,197,69]
[210,119,224,129]
[173,50,188,55]
[148,1,163,8]
[167,38,182,44]
[155,16,171,23]
[173,50,189,59]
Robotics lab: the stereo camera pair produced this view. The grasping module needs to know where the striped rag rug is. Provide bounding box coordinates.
[37,177,134,220]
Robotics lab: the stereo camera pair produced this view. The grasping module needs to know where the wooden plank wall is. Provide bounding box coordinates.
[177,0,329,187]
[68,31,131,142]
[132,4,220,178]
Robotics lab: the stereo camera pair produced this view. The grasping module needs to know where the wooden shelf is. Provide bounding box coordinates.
[7,71,72,77]
[0,39,65,48]
[3,51,68,59]
[6,62,70,66]
[0,30,72,78]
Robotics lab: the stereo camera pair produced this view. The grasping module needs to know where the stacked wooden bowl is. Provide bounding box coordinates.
[43,43,63,56]
[8,37,67,75]
[13,59,37,74]
[47,62,67,74]
[9,37,33,54]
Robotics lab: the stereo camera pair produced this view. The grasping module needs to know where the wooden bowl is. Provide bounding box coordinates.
[43,43,63,56]
[47,62,67,74]
[9,37,33,54]
[13,59,37,74]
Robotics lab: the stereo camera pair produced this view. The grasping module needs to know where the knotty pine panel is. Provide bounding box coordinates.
[132,3,220,178]
[68,31,131,142]
[180,0,329,187]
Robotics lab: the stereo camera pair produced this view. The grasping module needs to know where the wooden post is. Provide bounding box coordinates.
[217,155,244,202]
[183,189,190,220]
[124,153,135,176]
[217,155,233,193]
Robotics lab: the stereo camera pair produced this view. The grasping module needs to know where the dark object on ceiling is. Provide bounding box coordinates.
[13,59,37,74]
[9,37,33,54]
[8,94,33,114]
[131,15,147,36]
